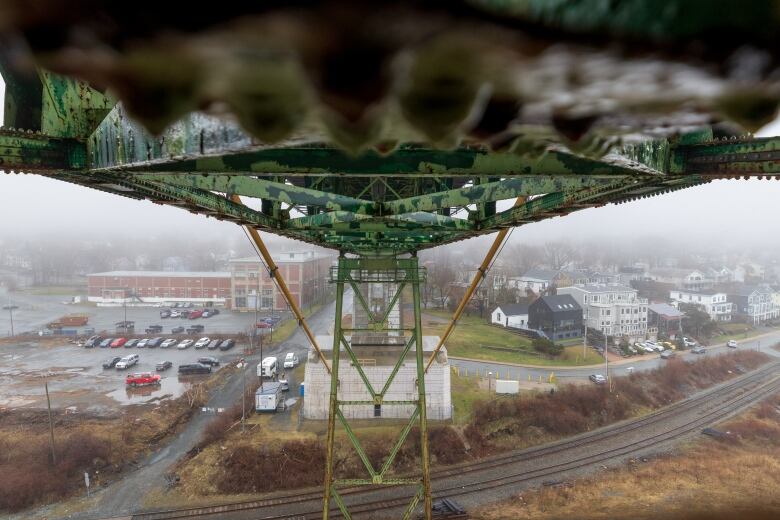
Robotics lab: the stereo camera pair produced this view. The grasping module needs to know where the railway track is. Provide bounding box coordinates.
[131,361,780,520]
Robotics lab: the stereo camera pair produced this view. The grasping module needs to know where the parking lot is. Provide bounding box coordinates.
[0,336,248,414]
[0,287,287,337]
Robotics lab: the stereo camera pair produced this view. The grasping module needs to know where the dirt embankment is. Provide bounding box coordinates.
[172,351,770,499]
[474,391,780,520]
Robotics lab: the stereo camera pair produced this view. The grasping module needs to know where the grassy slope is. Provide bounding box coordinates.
[423,312,603,366]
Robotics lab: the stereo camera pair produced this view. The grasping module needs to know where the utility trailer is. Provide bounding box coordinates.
[47,314,89,329]
[255,382,285,413]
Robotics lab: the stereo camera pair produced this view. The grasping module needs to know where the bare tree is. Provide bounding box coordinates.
[542,241,577,270]
[429,262,456,308]
[507,243,544,277]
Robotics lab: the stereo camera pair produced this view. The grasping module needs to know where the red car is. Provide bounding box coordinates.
[188,310,203,319]
[110,337,128,348]
[126,372,161,387]
[255,321,271,329]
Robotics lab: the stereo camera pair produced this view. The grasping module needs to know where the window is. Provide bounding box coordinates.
[261,288,274,309]
[374,405,381,417]
[497,312,502,321]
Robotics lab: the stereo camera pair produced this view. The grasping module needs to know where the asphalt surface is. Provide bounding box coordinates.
[37,297,340,520]
[449,332,780,382]
[0,286,287,337]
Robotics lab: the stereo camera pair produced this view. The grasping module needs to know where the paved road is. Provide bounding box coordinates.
[42,298,340,520]
[449,332,780,382]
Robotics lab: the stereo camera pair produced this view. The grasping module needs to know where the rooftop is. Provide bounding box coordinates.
[536,294,581,312]
[648,303,684,318]
[565,283,636,294]
[494,303,529,316]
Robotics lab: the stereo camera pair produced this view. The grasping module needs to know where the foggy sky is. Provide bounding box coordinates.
[1,79,779,251]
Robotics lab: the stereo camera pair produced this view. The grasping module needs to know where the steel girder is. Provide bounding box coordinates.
[2,70,780,254]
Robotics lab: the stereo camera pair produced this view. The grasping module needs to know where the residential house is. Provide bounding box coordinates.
[648,303,684,338]
[558,283,648,342]
[645,268,713,291]
[669,289,732,322]
[728,284,778,324]
[528,295,582,341]
[706,267,734,284]
[510,268,572,295]
[490,303,529,329]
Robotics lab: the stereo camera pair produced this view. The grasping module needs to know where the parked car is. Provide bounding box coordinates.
[660,350,676,359]
[278,377,289,391]
[124,338,140,348]
[183,302,193,308]
[126,372,161,387]
[727,340,738,348]
[155,360,173,371]
[169,310,181,318]
[171,326,185,334]
[160,338,178,348]
[692,346,707,354]
[99,338,113,348]
[178,363,211,375]
[683,337,697,347]
[102,356,122,369]
[115,354,140,370]
[589,374,607,385]
[145,324,163,334]
[218,339,235,351]
[283,352,299,369]
[137,338,150,348]
[110,337,128,348]
[209,308,220,316]
[201,310,212,318]
[147,337,163,348]
[186,325,205,334]
[255,321,272,329]
[197,356,220,367]
[189,310,204,320]
[85,335,101,348]
[177,339,194,349]
[206,339,221,350]
[179,310,191,319]
[194,337,211,349]
[160,310,171,319]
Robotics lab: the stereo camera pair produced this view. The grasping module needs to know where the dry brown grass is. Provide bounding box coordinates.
[0,377,214,513]
[474,392,780,520]
[467,351,769,454]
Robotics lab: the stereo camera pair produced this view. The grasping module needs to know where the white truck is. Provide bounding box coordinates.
[255,382,285,412]
[283,352,299,369]
[257,356,278,379]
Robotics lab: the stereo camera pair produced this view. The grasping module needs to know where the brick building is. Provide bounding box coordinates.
[230,251,333,311]
[87,271,231,305]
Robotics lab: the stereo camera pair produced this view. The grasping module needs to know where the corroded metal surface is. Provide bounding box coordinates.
[0,1,779,256]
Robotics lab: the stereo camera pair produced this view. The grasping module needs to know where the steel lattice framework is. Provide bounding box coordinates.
[1,78,778,254]
[2,2,780,518]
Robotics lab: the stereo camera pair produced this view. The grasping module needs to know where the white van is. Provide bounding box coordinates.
[283,352,299,369]
[258,356,278,379]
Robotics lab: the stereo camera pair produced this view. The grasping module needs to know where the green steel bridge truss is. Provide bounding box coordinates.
[1,70,778,256]
[2,3,780,516]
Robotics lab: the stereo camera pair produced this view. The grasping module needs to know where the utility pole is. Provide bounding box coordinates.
[7,304,17,336]
[45,379,56,465]
[583,308,588,359]
[604,333,609,388]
